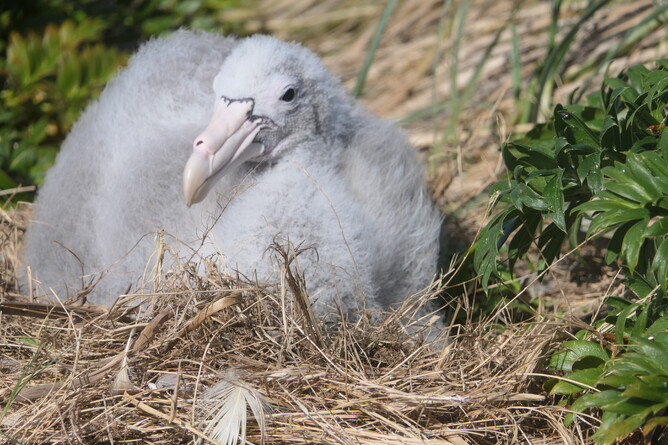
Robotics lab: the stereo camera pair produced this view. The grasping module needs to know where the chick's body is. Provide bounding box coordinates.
[21,31,441,316]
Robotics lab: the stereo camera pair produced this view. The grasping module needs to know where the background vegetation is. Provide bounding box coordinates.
[0,0,250,196]
[1,0,668,443]
[474,58,668,444]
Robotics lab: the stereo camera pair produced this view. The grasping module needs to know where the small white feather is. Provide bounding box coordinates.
[198,373,270,445]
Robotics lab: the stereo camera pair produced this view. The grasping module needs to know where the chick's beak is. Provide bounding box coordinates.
[183,97,265,206]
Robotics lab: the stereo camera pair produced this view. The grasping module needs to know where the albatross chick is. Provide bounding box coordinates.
[21,30,442,318]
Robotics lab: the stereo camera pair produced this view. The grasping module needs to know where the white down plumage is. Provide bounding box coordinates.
[21,30,442,316]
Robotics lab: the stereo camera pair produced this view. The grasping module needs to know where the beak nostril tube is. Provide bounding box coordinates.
[183,98,264,205]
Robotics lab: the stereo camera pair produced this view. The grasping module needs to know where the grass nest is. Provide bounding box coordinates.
[3,204,574,445]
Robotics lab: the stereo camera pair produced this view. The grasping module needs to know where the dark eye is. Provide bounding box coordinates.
[280,87,296,103]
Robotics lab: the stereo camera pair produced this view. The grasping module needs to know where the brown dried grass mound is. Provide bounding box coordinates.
[2,205,574,445]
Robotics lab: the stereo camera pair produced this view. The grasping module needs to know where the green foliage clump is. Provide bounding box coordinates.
[1,0,249,49]
[475,61,668,295]
[0,20,123,189]
[548,315,668,444]
[119,0,248,37]
[471,61,668,443]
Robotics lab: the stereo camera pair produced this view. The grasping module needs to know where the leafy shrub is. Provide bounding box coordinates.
[0,20,123,189]
[2,0,248,50]
[548,315,668,444]
[117,0,248,37]
[471,61,668,442]
[474,61,668,295]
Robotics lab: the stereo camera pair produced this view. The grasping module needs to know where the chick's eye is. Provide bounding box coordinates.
[280,87,296,103]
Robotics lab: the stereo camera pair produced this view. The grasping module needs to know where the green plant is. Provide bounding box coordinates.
[474,61,668,295]
[86,0,249,42]
[2,0,250,50]
[470,61,668,442]
[0,20,123,190]
[548,318,668,444]
[352,0,398,98]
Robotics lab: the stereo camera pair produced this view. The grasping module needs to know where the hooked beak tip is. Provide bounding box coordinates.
[182,150,210,206]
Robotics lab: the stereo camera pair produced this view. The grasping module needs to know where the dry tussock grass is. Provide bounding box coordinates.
[1,0,666,443]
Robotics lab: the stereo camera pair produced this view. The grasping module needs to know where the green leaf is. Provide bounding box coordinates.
[633,338,668,373]
[646,318,668,337]
[637,152,668,186]
[604,222,628,264]
[602,397,655,415]
[652,238,668,290]
[571,390,624,413]
[511,184,549,211]
[643,416,668,435]
[141,16,180,35]
[595,412,651,444]
[544,171,566,231]
[555,106,601,146]
[575,198,637,213]
[538,222,567,268]
[588,208,649,236]
[0,169,17,189]
[599,372,639,389]
[625,152,662,200]
[661,129,668,159]
[507,210,541,271]
[473,211,521,291]
[604,179,653,205]
[550,367,604,395]
[549,340,610,371]
[631,304,651,338]
[600,113,620,150]
[615,302,637,344]
[503,142,558,171]
[622,377,668,402]
[646,217,668,237]
[621,218,648,273]
[9,146,37,173]
[625,275,656,299]
[576,152,602,191]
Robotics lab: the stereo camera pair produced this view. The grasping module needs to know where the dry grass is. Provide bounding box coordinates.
[2,0,667,443]
[0,224,572,444]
